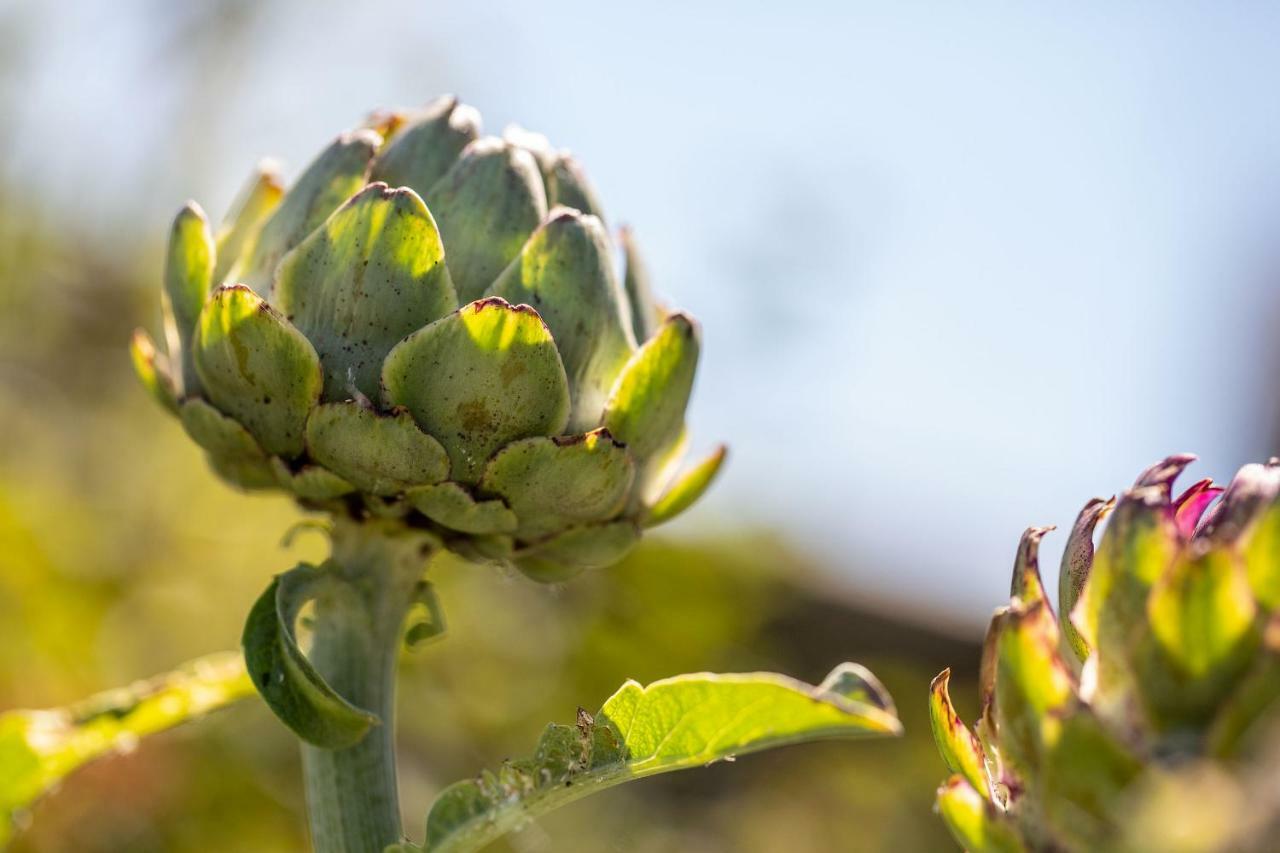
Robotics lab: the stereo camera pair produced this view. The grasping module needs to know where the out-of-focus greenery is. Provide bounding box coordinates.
[0,185,977,851]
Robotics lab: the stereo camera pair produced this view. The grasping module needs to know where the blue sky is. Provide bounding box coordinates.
[8,1,1280,626]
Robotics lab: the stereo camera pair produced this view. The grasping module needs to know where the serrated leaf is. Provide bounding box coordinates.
[644,444,726,527]
[382,298,570,483]
[305,401,449,496]
[479,429,634,541]
[192,285,323,458]
[242,566,378,749]
[488,208,636,431]
[239,130,379,296]
[425,138,547,303]
[399,664,899,853]
[275,183,458,401]
[0,652,253,846]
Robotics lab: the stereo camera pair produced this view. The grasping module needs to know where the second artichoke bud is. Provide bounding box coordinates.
[131,96,725,581]
[929,456,1280,852]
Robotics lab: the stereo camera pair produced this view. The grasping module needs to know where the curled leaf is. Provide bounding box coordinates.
[241,566,378,749]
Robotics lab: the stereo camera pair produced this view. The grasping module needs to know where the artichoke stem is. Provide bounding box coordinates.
[301,520,434,853]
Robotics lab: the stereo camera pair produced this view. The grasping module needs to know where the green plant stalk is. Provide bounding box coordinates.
[300,520,434,853]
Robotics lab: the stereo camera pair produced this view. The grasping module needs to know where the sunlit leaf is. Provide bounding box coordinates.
[394,664,900,853]
[0,652,254,846]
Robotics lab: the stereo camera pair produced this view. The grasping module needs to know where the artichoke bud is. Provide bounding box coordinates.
[131,99,720,581]
[932,457,1280,851]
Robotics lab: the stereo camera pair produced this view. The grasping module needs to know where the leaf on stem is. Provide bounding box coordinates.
[392,663,900,853]
[241,565,379,749]
[0,652,254,846]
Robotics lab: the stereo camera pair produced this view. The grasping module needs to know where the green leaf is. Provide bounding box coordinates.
[929,669,989,798]
[403,580,446,651]
[405,482,517,535]
[1207,614,1280,756]
[488,208,637,431]
[515,520,639,579]
[275,183,458,401]
[424,138,548,303]
[213,162,284,285]
[399,664,900,853]
[644,444,726,527]
[242,565,379,749]
[1010,526,1053,608]
[1147,548,1257,679]
[619,226,661,344]
[192,285,323,458]
[163,202,216,396]
[239,130,379,296]
[601,313,698,463]
[1245,495,1280,609]
[1137,548,1260,728]
[0,652,254,846]
[545,155,603,222]
[502,126,605,221]
[179,398,278,490]
[305,401,449,496]
[993,601,1075,775]
[382,297,570,483]
[934,776,1025,853]
[129,328,179,414]
[479,429,634,541]
[371,96,480,198]
[270,457,357,501]
[1057,497,1114,663]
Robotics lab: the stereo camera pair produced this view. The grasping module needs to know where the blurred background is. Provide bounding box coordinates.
[1,1,1278,850]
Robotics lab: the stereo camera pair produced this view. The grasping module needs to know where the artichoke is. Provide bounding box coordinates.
[930,455,1280,852]
[131,96,724,582]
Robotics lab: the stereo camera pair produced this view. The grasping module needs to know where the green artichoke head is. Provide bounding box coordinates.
[131,97,725,581]
[930,455,1280,852]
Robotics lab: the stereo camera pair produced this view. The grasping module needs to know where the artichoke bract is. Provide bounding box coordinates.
[131,97,724,582]
[930,456,1280,852]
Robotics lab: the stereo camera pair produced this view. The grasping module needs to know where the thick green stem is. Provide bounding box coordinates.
[300,520,434,853]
